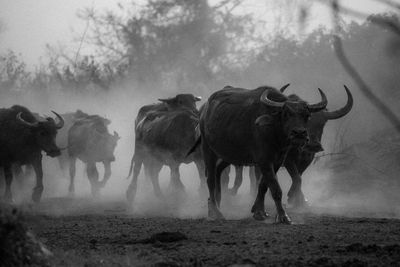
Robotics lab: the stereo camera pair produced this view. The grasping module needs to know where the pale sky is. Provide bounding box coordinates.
[0,0,395,69]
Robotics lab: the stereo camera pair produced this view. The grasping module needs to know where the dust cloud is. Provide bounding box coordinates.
[1,1,400,221]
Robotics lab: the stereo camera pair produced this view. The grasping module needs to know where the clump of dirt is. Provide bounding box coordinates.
[0,206,52,267]
[345,242,400,255]
[137,231,188,244]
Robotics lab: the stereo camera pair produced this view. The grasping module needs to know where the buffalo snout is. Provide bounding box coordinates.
[305,141,324,153]
[289,127,309,146]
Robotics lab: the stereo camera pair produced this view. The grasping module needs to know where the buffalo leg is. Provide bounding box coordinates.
[252,164,291,224]
[100,161,111,188]
[58,155,69,172]
[220,166,230,195]
[3,165,13,202]
[194,159,207,193]
[228,165,243,195]
[87,162,100,196]
[32,156,44,203]
[285,162,307,208]
[126,157,142,203]
[215,161,230,207]
[145,160,163,199]
[169,164,185,191]
[249,166,261,198]
[202,140,224,220]
[13,164,25,188]
[68,157,77,195]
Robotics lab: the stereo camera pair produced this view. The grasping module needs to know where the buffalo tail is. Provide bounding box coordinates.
[126,153,136,179]
[186,136,201,157]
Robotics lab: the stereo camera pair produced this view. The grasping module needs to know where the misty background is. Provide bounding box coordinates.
[0,0,400,218]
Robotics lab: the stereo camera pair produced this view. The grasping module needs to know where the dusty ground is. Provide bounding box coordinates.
[6,196,398,267]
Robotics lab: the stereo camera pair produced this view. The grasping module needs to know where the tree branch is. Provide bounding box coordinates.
[331,0,400,134]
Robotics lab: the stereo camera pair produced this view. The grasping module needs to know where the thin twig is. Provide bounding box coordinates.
[314,151,390,177]
[74,20,90,67]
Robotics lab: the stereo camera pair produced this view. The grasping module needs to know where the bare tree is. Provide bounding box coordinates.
[309,0,400,133]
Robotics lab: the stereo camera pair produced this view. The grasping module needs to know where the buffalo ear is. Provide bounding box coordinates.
[255,114,274,126]
[113,130,120,140]
[158,98,175,104]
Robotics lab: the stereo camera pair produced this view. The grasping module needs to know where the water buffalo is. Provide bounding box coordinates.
[0,105,64,202]
[56,110,111,172]
[67,114,119,196]
[226,86,353,208]
[56,110,89,171]
[283,85,353,207]
[126,94,204,204]
[199,85,328,223]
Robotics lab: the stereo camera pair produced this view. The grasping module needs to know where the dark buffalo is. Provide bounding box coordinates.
[126,94,204,204]
[56,110,89,171]
[282,85,353,207]
[197,103,256,197]
[226,86,353,208]
[0,105,64,202]
[67,114,119,196]
[56,110,111,172]
[199,85,328,223]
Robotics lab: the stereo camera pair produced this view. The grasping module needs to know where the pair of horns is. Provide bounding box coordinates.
[278,84,353,119]
[17,111,64,129]
[260,84,328,112]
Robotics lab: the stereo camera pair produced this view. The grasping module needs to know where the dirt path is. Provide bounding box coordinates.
[17,197,400,267]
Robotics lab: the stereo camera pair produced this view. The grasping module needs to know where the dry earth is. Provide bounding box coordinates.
[6,197,399,267]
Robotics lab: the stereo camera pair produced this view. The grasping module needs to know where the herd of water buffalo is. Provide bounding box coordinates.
[0,84,353,224]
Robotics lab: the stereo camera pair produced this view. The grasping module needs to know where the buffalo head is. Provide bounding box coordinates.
[281,85,353,153]
[17,111,64,157]
[159,94,201,111]
[256,84,328,148]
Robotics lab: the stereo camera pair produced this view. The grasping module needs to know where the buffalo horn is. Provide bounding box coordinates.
[51,111,65,129]
[260,88,285,108]
[307,88,328,112]
[16,112,39,128]
[279,83,291,93]
[324,85,353,120]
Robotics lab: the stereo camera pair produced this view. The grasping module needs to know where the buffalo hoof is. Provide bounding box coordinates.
[288,196,310,210]
[253,210,270,221]
[68,186,75,197]
[227,188,239,196]
[32,186,43,203]
[208,201,225,221]
[98,179,108,189]
[126,189,135,203]
[68,190,75,198]
[91,186,101,198]
[274,213,292,225]
[3,194,14,204]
